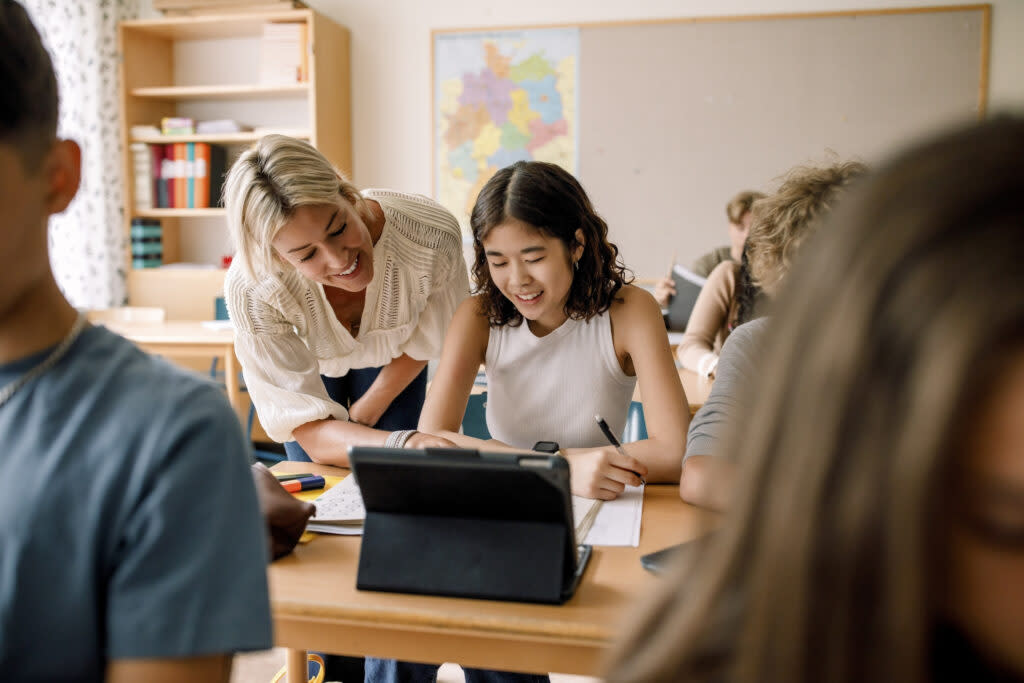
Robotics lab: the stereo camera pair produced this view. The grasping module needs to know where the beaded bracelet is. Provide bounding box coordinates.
[385,429,417,449]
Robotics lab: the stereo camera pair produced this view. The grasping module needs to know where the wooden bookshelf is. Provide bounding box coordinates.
[117,9,351,318]
[132,131,311,144]
[131,83,309,100]
[135,208,228,218]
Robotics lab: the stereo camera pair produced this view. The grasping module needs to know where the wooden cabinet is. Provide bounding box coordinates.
[117,9,350,319]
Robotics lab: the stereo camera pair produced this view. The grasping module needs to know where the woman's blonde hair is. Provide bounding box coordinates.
[605,117,1024,683]
[746,160,867,295]
[222,134,365,278]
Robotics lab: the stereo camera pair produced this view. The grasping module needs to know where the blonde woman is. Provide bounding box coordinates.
[607,117,1024,682]
[223,135,467,466]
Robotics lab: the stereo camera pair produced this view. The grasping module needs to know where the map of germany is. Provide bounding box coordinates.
[435,28,579,233]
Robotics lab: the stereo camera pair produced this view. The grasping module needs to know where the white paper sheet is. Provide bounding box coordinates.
[305,475,365,535]
[581,484,644,547]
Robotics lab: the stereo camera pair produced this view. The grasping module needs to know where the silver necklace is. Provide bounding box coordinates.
[0,312,88,408]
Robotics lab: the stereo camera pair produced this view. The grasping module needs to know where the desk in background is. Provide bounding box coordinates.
[269,461,713,682]
[99,320,243,414]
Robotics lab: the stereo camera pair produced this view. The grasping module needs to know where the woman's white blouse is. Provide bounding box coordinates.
[225,189,470,442]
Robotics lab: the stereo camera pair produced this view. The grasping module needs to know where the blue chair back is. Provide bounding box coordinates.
[621,401,648,443]
[462,392,491,440]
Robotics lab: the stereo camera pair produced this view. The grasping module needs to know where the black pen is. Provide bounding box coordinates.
[594,414,646,485]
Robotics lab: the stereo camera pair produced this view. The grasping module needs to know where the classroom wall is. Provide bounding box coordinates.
[140,0,1024,276]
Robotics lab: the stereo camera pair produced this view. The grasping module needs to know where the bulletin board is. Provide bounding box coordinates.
[433,6,989,276]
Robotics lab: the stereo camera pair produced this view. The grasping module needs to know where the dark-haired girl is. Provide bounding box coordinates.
[420,161,690,499]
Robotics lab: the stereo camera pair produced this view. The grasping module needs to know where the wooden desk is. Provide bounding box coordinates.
[269,461,712,682]
[99,320,242,413]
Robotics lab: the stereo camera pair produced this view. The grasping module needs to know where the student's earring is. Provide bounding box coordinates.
[573,259,579,272]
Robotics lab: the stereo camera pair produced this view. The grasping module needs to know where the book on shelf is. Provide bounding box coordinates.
[173,143,188,209]
[161,117,195,136]
[131,218,162,269]
[193,143,228,209]
[130,143,153,211]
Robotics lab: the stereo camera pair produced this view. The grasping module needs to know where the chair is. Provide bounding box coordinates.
[621,401,648,443]
[462,392,491,440]
[85,306,165,324]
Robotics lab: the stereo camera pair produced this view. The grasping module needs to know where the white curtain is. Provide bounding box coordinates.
[24,0,141,309]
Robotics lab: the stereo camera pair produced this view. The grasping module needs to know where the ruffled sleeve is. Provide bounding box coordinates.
[225,266,349,443]
[233,329,349,443]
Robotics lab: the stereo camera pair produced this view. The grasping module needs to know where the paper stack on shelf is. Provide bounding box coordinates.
[195,119,250,134]
[130,124,161,138]
[259,21,308,84]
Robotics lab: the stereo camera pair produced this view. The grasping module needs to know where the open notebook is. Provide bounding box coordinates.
[306,473,606,542]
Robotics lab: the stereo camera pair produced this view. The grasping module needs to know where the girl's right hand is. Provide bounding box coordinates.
[653,276,676,308]
[405,431,457,449]
[565,446,648,500]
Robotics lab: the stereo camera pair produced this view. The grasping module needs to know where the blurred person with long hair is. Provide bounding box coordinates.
[606,116,1024,682]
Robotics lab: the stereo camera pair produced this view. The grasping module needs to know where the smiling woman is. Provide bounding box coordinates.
[222,135,468,468]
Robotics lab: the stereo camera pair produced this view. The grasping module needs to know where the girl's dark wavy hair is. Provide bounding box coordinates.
[470,161,632,326]
[732,245,769,329]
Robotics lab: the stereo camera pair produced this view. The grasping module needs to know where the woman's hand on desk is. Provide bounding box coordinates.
[564,447,648,501]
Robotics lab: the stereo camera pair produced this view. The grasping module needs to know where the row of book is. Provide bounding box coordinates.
[130,142,227,210]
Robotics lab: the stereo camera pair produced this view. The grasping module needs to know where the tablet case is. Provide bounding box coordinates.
[640,533,716,574]
[665,264,708,331]
[349,447,590,604]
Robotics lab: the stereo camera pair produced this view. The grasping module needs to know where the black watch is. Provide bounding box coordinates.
[532,440,561,454]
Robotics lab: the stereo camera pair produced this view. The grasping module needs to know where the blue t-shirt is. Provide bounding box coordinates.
[0,325,272,681]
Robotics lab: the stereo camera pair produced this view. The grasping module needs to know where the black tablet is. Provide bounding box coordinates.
[348,446,591,604]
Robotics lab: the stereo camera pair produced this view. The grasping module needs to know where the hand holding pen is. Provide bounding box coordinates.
[595,414,647,486]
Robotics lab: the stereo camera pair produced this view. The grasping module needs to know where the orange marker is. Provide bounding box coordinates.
[281,475,325,493]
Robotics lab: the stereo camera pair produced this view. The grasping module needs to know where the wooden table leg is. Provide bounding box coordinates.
[286,648,308,683]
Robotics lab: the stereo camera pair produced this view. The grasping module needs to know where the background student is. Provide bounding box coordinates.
[606,116,1024,682]
[222,135,467,466]
[0,4,272,680]
[419,160,690,501]
[673,244,764,377]
[653,189,765,306]
[679,160,866,509]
